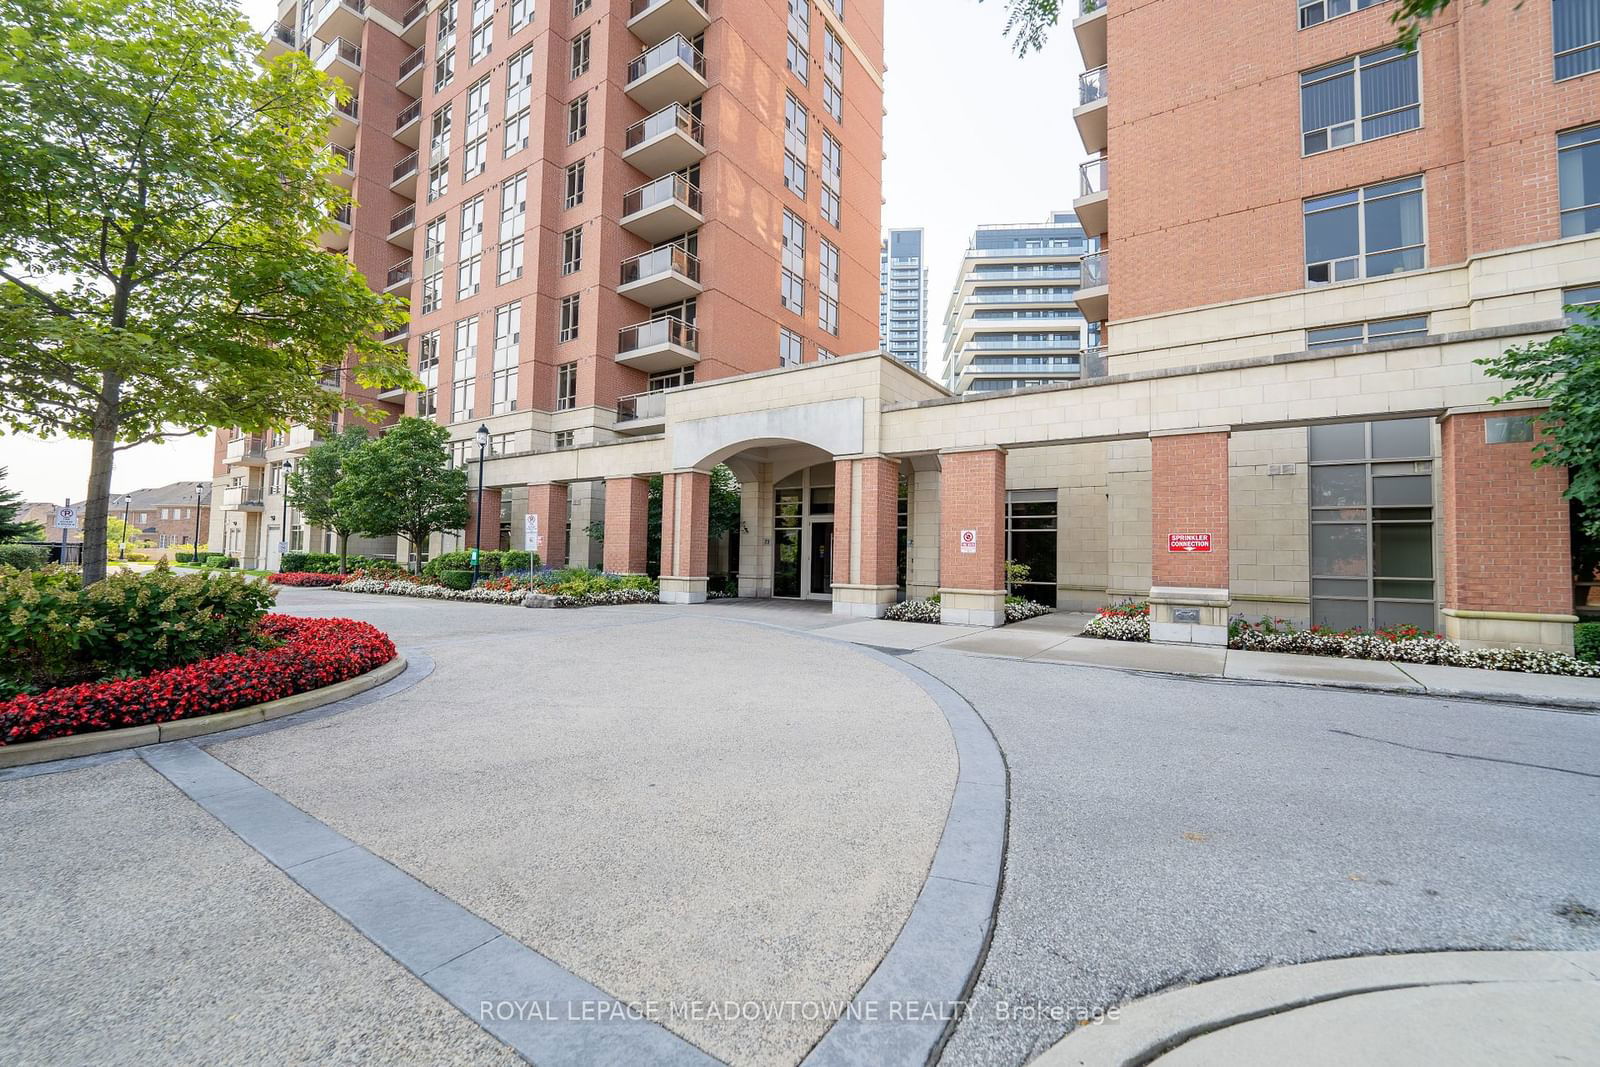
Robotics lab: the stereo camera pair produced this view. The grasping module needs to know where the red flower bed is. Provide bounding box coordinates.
[268,572,346,587]
[0,615,396,748]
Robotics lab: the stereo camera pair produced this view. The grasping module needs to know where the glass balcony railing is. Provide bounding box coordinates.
[967,291,1077,304]
[1082,249,1108,288]
[1080,65,1107,106]
[386,259,412,288]
[966,360,1081,375]
[331,144,354,171]
[398,45,426,82]
[267,21,296,48]
[964,269,1081,284]
[964,337,1081,351]
[401,0,427,30]
[619,316,699,355]
[1082,0,1106,13]
[965,246,1086,259]
[333,95,359,120]
[393,151,418,182]
[616,390,669,422]
[621,245,701,286]
[627,34,706,84]
[388,205,415,235]
[1080,155,1106,197]
[625,103,705,150]
[622,173,703,217]
[320,37,362,68]
[395,99,421,131]
[331,204,351,226]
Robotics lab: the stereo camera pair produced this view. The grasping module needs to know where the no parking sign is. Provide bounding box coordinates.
[959,529,978,555]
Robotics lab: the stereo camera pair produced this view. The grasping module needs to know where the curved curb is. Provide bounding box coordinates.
[0,655,408,771]
[1031,949,1600,1067]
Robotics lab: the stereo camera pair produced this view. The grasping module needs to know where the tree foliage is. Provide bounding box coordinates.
[0,467,43,542]
[336,418,467,572]
[0,0,413,583]
[286,425,369,574]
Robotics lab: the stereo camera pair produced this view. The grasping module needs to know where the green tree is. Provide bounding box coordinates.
[106,515,149,554]
[0,467,42,542]
[287,425,369,575]
[0,0,412,585]
[337,418,467,573]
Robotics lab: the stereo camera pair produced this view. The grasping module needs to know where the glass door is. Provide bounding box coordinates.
[809,522,833,596]
[773,486,802,598]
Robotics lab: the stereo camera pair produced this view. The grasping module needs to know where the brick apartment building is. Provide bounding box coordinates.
[212,0,884,569]
[457,0,1598,652]
[23,483,211,551]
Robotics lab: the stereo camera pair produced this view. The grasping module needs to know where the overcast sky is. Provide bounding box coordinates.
[0,0,1084,504]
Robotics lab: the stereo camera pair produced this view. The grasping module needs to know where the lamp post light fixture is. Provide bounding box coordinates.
[472,424,490,587]
[280,460,294,570]
[118,495,132,561]
[193,483,204,561]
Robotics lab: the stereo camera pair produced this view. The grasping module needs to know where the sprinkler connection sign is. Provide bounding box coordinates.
[1168,533,1212,552]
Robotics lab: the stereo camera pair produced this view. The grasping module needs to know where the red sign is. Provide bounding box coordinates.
[1168,533,1212,553]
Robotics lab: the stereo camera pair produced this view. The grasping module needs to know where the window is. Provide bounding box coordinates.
[782,269,805,314]
[1307,315,1428,349]
[460,196,483,255]
[435,5,458,90]
[463,136,487,182]
[561,225,583,275]
[784,94,807,198]
[421,266,443,314]
[824,28,844,121]
[821,132,842,227]
[1304,176,1424,285]
[1565,284,1600,324]
[492,302,520,414]
[564,161,585,208]
[1006,490,1058,607]
[648,366,694,391]
[817,346,835,361]
[573,0,590,12]
[418,331,440,417]
[427,104,452,201]
[781,209,805,313]
[559,294,580,342]
[1298,0,1382,31]
[469,0,492,63]
[819,238,840,335]
[1301,47,1419,155]
[1559,124,1600,237]
[557,361,577,410]
[452,317,478,422]
[465,76,490,133]
[571,29,590,78]
[423,215,447,263]
[568,94,588,143]
[787,36,809,84]
[1555,0,1600,80]
[498,174,527,283]
[509,0,532,32]
[505,48,532,155]
[554,430,575,450]
[780,327,804,367]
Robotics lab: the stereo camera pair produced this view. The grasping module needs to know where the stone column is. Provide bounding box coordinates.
[660,470,710,604]
[567,481,604,568]
[908,465,941,599]
[831,455,901,618]
[1440,408,1576,652]
[603,476,651,576]
[737,464,774,598]
[937,446,1007,627]
[1148,428,1230,645]
[525,483,568,569]
[464,487,503,566]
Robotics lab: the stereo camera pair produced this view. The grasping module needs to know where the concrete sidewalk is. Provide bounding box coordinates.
[1035,950,1600,1066]
[801,612,1600,709]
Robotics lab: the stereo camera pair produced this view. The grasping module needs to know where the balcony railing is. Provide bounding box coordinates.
[620,245,700,286]
[398,45,426,81]
[619,316,699,354]
[333,95,359,120]
[967,291,1076,304]
[965,337,1081,351]
[1080,65,1107,106]
[317,0,367,21]
[331,204,352,225]
[965,246,1085,259]
[966,359,1081,375]
[331,143,354,170]
[267,21,296,48]
[393,151,418,182]
[616,390,669,422]
[401,0,427,29]
[1082,0,1106,13]
[625,103,705,150]
[395,99,421,131]
[382,323,410,343]
[389,205,415,234]
[963,269,1081,284]
[1082,249,1108,288]
[1080,155,1107,197]
[627,34,706,83]
[320,37,362,68]
[386,259,413,288]
[622,173,703,217]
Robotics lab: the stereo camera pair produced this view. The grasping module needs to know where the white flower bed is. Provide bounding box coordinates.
[1006,600,1054,623]
[1082,613,1151,642]
[335,577,525,605]
[1232,629,1600,677]
[883,598,943,624]
[536,588,659,608]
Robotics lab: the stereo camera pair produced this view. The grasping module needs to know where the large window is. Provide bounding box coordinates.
[780,327,804,367]
[821,132,842,227]
[1304,176,1424,285]
[784,94,807,198]
[562,225,583,275]
[458,195,483,300]
[819,238,840,335]
[452,317,478,422]
[1308,418,1436,632]
[1559,124,1600,237]
[1300,46,1419,155]
[1565,283,1600,323]
[505,48,532,155]
[498,174,526,283]
[564,160,585,208]
[571,29,590,79]
[568,93,588,143]
[492,302,519,414]
[559,293,580,342]
[1307,315,1428,349]
[824,28,844,122]
[781,209,805,314]
[469,0,492,63]
[1298,0,1382,30]
[787,0,809,83]
[1554,0,1600,81]
[557,362,577,410]
[417,331,440,417]
[1006,490,1057,608]
[427,104,452,201]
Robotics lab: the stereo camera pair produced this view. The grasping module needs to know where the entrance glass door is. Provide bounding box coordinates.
[809,522,834,596]
[773,486,802,598]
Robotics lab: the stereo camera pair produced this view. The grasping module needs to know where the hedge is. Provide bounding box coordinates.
[278,551,398,575]
[1577,622,1600,664]
[421,549,537,579]
[0,544,47,571]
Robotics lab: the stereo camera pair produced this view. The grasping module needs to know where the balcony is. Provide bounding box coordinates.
[394,99,422,147]
[390,150,419,196]
[964,245,1085,260]
[315,36,362,83]
[966,291,1077,306]
[222,485,266,511]
[329,95,359,148]
[387,205,415,248]
[224,436,267,466]
[627,0,710,47]
[624,34,707,112]
[329,143,355,188]
[620,174,704,242]
[385,258,412,293]
[400,0,428,46]
[615,390,669,433]
[382,323,410,343]
[617,316,700,373]
[1074,65,1107,155]
[962,268,1081,284]
[619,245,703,307]
[1075,155,1108,237]
[397,44,425,96]
[1078,249,1109,321]
[957,360,1080,391]
[262,21,297,60]
[319,363,343,390]
[623,103,706,178]
[1073,0,1107,70]
[310,0,366,45]
[286,424,321,454]
[322,204,352,251]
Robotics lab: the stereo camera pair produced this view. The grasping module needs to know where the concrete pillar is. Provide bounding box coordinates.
[831,455,901,618]
[464,487,503,567]
[660,470,710,604]
[1440,408,1576,652]
[937,447,1006,627]
[1149,428,1230,645]
[908,466,941,599]
[603,476,651,576]
[525,483,568,569]
[737,464,774,598]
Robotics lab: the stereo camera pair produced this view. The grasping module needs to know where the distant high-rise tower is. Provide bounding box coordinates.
[879,228,927,372]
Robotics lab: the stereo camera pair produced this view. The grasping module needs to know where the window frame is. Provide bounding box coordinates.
[1300,45,1422,157]
[1558,123,1600,237]
[1303,175,1427,287]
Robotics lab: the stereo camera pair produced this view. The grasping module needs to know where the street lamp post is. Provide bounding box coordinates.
[193,484,204,562]
[118,495,131,561]
[472,424,490,587]
[280,460,294,571]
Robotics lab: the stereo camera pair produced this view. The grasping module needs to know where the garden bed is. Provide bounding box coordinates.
[333,568,661,608]
[268,571,347,587]
[883,595,1054,625]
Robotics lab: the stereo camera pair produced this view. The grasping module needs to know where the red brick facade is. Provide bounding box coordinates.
[1440,410,1572,615]
[603,476,650,575]
[526,482,568,569]
[464,487,502,560]
[1151,431,1229,589]
[834,456,898,587]
[661,470,709,580]
[937,448,1006,593]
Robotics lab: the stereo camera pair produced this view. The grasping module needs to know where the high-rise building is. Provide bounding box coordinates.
[879,228,927,371]
[214,0,886,569]
[935,212,1094,393]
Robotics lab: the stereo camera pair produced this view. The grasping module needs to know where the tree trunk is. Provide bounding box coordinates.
[80,372,123,586]
[338,531,348,576]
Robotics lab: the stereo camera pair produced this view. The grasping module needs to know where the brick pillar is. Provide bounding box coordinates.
[603,476,651,575]
[938,447,1006,627]
[525,483,568,569]
[660,470,710,604]
[1149,429,1230,645]
[463,487,502,565]
[831,456,901,618]
[1440,409,1575,652]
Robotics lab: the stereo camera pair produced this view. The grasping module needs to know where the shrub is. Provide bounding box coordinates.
[337,576,526,606]
[0,615,395,747]
[0,544,47,571]
[884,597,942,624]
[268,572,345,588]
[1229,617,1600,677]
[1576,622,1600,664]
[440,570,474,591]
[1082,600,1151,642]
[501,550,535,573]
[1006,600,1054,623]
[0,565,276,698]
